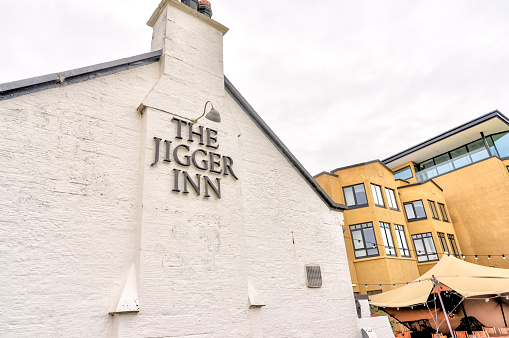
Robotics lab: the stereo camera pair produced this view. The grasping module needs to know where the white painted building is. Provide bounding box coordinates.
[0,1,360,336]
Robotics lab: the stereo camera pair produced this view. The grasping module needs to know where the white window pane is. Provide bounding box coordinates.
[352,230,364,249]
[414,201,426,218]
[405,204,416,219]
[386,189,396,209]
[424,237,436,254]
[355,250,367,258]
[414,239,425,255]
[344,187,355,206]
[371,185,379,205]
[376,188,384,206]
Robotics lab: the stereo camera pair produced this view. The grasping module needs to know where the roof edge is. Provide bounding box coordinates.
[396,179,443,192]
[330,159,394,175]
[224,76,347,211]
[0,50,163,101]
[383,110,509,165]
[313,171,339,179]
[147,0,228,35]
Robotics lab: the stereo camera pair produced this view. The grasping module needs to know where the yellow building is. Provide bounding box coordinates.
[315,110,509,295]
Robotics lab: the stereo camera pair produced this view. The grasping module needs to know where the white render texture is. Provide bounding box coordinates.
[358,299,395,338]
[0,1,360,337]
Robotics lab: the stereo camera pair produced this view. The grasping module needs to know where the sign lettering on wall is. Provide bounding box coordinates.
[150,117,238,199]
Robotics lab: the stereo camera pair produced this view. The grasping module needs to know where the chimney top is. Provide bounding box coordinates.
[147,0,227,35]
[198,1,212,18]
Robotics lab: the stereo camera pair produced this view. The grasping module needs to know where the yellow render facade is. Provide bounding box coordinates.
[316,161,462,294]
[392,156,509,269]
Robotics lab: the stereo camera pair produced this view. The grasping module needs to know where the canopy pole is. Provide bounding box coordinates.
[460,302,472,333]
[432,275,454,335]
[499,298,507,327]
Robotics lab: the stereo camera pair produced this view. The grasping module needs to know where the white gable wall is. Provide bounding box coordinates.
[0,0,359,337]
[227,93,359,337]
[0,63,160,337]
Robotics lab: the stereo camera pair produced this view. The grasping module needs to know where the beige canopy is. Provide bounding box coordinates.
[370,255,509,308]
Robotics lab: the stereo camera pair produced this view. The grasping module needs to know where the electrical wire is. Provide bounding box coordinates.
[343,234,507,259]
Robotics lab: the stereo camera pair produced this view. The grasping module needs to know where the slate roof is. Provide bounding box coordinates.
[382,110,509,165]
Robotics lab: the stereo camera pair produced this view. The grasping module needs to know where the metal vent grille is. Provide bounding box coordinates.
[305,264,322,288]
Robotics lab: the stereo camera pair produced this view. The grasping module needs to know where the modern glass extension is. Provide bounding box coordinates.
[415,131,509,182]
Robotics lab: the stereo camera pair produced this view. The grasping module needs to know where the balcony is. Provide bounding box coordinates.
[416,147,491,182]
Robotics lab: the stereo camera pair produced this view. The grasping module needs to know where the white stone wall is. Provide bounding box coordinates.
[0,1,360,337]
[0,64,160,337]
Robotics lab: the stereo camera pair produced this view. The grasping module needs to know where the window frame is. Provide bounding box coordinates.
[411,233,439,263]
[371,184,386,208]
[394,165,413,181]
[380,222,396,256]
[349,222,379,259]
[490,131,509,158]
[394,224,410,257]
[448,234,460,258]
[428,200,440,220]
[404,200,427,222]
[438,203,449,222]
[437,232,449,254]
[385,188,399,211]
[342,183,369,209]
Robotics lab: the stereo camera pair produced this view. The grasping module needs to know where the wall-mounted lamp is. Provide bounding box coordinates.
[192,101,221,123]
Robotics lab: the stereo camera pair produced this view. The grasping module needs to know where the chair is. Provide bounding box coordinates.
[432,333,445,338]
[473,331,488,337]
[402,331,411,338]
[499,327,509,334]
[483,327,496,336]
[453,331,468,338]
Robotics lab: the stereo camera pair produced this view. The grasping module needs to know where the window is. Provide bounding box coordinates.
[380,222,396,256]
[343,184,368,208]
[412,233,439,263]
[385,188,398,210]
[467,139,490,162]
[434,153,454,175]
[394,166,413,180]
[367,290,383,296]
[448,234,460,258]
[437,232,449,254]
[491,131,509,158]
[506,166,509,172]
[371,184,385,207]
[450,146,471,169]
[428,200,440,220]
[438,203,449,222]
[350,222,379,259]
[404,200,427,221]
[394,225,410,257]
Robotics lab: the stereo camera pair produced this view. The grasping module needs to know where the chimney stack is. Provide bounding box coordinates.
[198,1,212,18]
[144,0,228,117]
[180,0,198,10]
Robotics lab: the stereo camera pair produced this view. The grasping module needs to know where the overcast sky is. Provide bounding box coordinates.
[2,0,509,175]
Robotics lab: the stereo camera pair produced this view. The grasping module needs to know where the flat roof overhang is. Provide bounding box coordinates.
[383,110,509,169]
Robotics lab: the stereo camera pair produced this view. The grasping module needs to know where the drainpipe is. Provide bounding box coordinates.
[480,132,493,157]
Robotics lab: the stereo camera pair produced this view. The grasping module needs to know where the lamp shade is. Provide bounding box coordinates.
[205,108,221,122]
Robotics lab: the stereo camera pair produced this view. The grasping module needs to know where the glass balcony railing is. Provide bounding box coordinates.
[416,147,491,182]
